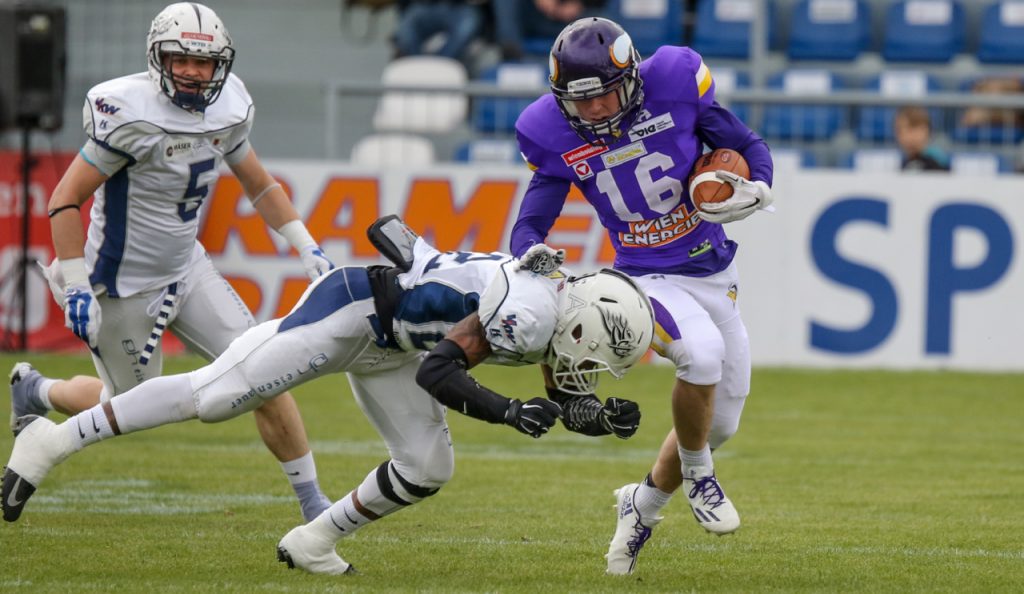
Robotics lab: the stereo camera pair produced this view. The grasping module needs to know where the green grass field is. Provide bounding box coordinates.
[0,353,1021,593]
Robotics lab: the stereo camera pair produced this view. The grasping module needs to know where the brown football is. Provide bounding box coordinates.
[687,148,750,210]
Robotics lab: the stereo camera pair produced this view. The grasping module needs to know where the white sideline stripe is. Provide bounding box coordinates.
[168,439,709,463]
[680,541,1024,561]
[29,483,293,515]
[348,534,1024,561]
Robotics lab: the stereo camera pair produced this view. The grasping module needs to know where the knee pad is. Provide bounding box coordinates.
[665,331,726,385]
[357,460,450,517]
[708,392,748,449]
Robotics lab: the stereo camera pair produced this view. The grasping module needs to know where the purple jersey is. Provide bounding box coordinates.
[512,46,773,277]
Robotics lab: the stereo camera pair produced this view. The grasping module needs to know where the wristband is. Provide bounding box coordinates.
[59,257,90,290]
[48,204,81,218]
[278,219,317,251]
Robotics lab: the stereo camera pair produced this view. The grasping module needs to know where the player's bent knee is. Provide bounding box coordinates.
[392,448,454,491]
[709,418,740,449]
[667,334,726,385]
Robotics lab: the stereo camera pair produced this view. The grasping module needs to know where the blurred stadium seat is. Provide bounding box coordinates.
[351,133,436,166]
[787,0,871,61]
[951,76,1024,144]
[978,1,1024,64]
[882,0,965,63]
[841,147,903,171]
[471,62,546,134]
[692,0,758,58]
[949,151,1011,175]
[453,138,522,164]
[762,70,846,140]
[373,56,468,133]
[710,65,750,123]
[856,71,942,142]
[605,0,684,56]
[770,147,817,170]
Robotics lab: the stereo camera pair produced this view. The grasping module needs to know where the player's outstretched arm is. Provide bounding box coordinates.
[415,314,561,438]
[49,154,109,351]
[229,149,334,280]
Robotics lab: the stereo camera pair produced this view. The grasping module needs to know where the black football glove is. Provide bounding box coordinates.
[504,397,562,438]
[553,388,641,440]
[598,397,641,439]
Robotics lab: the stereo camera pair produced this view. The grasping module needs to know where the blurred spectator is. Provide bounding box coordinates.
[960,76,1024,129]
[393,0,487,66]
[490,0,607,61]
[894,106,949,171]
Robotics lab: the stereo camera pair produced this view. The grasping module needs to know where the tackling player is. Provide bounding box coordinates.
[509,18,775,574]
[3,216,653,575]
[8,3,335,521]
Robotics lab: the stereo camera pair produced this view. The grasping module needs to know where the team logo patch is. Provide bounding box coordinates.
[601,141,647,169]
[561,142,608,166]
[500,314,518,343]
[628,112,674,142]
[573,162,593,180]
[94,97,121,115]
[727,283,738,303]
[164,139,205,158]
[619,203,700,248]
[181,32,214,41]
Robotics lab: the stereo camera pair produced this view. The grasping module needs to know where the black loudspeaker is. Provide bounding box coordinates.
[0,3,66,131]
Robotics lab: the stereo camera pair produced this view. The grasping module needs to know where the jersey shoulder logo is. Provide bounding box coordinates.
[94,97,121,115]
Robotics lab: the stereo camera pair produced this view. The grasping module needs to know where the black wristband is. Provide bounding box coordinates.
[47,204,81,218]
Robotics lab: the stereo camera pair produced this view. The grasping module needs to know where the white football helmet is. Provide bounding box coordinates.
[548,269,654,395]
[147,3,235,111]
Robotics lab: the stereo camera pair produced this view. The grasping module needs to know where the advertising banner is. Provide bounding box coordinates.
[3,153,1021,371]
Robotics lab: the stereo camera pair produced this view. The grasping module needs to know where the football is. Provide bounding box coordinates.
[687,148,750,210]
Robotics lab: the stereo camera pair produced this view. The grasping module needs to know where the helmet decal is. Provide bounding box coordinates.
[548,53,559,84]
[609,34,633,69]
[600,306,638,359]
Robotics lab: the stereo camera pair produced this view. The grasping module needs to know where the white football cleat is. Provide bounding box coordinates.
[277,524,356,575]
[683,466,740,534]
[2,415,74,522]
[605,483,662,575]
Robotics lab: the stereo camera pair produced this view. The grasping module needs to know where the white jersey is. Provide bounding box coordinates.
[79,72,254,297]
[393,238,567,366]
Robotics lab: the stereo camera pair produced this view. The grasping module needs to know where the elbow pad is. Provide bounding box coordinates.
[416,339,511,424]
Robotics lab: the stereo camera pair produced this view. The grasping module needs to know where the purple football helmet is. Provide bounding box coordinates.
[549,17,644,142]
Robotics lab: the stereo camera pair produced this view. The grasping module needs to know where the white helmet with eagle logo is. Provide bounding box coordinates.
[147,3,235,111]
[547,268,654,395]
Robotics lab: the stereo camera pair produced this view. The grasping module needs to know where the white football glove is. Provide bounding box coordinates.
[518,243,565,275]
[697,171,774,224]
[64,284,101,351]
[299,245,335,280]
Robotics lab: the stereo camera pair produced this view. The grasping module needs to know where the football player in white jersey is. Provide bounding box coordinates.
[7,3,335,521]
[2,216,653,575]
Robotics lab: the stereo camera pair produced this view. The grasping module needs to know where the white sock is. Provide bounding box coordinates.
[634,475,673,521]
[282,451,330,522]
[37,378,58,410]
[64,404,115,450]
[281,451,318,485]
[314,491,374,540]
[679,443,713,477]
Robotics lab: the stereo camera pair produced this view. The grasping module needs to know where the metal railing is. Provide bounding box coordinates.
[324,79,1024,167]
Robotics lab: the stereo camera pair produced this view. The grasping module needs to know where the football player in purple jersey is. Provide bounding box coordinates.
[510,17,775,575]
